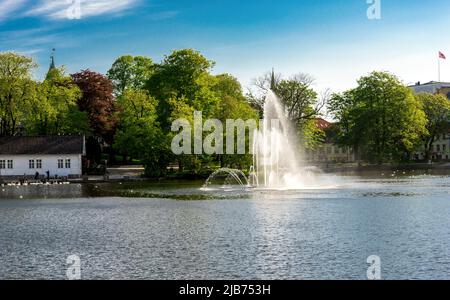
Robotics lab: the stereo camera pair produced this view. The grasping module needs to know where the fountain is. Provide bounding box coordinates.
[203,168,249,189]
[204,90,323,190]
[251,90,321,189]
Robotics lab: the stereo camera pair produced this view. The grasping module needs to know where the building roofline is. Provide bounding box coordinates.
[409,81,450,87]
[0,136,85,155]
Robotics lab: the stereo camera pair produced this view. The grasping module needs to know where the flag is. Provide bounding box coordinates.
[439,51,446,59]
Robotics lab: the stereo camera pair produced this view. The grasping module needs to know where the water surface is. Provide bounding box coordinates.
[0,172,449,279]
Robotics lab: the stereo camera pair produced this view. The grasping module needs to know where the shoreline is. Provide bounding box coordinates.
[318,162,450,174]
[2,162,449,185]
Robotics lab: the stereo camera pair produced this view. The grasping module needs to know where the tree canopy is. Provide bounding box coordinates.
[415,93,450,161]
[107,55,154,96]
[2,50,448,176]
[328,71,427,163]
[111,50,259,175]
[71,70,117,144]
[0,52,37,136]
[0,52,89,137]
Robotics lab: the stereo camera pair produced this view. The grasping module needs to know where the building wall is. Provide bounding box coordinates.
[0,154,82,177]
[307,144,355,163]
[409,82,450,99]
[412,134,450,161]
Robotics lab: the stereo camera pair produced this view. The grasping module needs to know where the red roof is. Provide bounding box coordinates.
[315,118,332,130]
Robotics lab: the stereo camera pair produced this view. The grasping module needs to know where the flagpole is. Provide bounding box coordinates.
[438,56,441,82]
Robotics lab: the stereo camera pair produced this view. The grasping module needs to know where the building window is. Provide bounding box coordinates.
[437,145,441,152]
[7,160,13,169]
[0,160,5,169]
[29,159,35,169]
[36,159,42,169]
[65,159,71,169]
[58,159,64,169]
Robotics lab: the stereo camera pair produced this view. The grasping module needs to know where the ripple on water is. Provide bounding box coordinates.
[1,175,450,279]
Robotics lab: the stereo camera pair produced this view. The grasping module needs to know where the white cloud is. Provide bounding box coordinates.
[0,0,27,21]
[16,48,45,56]
[26,0,139,20]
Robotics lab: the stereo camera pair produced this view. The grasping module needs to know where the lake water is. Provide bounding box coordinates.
[1,171,450,279]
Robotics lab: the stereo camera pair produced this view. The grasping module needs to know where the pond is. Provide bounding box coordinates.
[0,171,449,279]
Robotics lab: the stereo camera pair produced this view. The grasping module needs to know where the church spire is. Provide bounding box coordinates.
[270,68,276,91]
[49,48,56,72]
[46,48,57,80]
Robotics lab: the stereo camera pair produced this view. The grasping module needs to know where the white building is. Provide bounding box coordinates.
[409,81,450,162]
[0,136,85,179]
[409,81,450,98]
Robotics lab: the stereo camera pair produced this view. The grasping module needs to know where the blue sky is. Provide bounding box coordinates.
[1,0,450,92]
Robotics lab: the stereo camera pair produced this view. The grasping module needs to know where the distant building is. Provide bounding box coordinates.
[409,81,450,162]
[0,136,85,178]
[306,118,355,163]
[409,81,450,99]
[412,132,450,161]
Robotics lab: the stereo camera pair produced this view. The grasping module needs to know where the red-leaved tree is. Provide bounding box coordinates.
[71,70,117,144]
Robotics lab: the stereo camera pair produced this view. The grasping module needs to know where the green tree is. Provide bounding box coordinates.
[113,88,171,177]
[276,74,323,123]
[114,89,160,161]
[329,71,427,163]
[0,52,37,136]
[212,74,259,169]
[415,93,450,161]
[167,95,200,173]
[299,118,326,150]
[144,49,224,175]
[146,49,216,129]
[328,90,359,148]
[107,55,154,96]
[26,67,89,135]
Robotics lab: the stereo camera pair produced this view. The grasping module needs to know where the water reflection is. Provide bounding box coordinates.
[0,173,450,279]
[0,184,86,199]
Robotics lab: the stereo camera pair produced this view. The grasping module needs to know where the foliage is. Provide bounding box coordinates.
[328,71,427,163]
[0,52,37,136]
[276,74,321,123]
[146,49,216,129]
[107,55,154,96]
[299,118,326,150]
[415,93,450,160]
[71,70,117,143]
[26,67,89,135]
[213,74,259,169]
[0,52,89,137]
[113,89,165,164]
[5,49,448,178]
